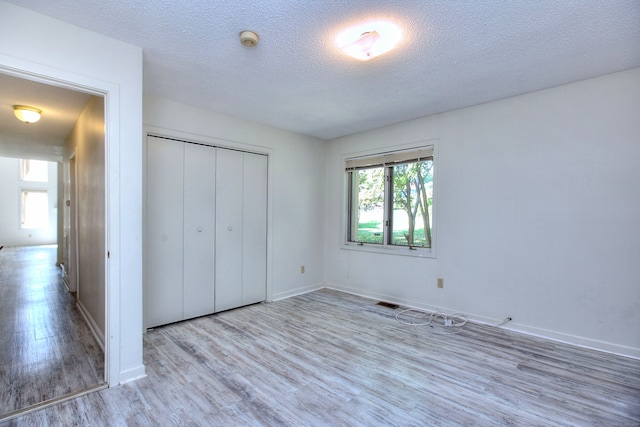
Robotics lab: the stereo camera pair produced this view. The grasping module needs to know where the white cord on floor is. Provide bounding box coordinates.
[492,317,512,327]
[395,308,469,334]
[396,308,512,334]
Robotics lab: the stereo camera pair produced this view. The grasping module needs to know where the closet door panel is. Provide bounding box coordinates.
[242,153,268,305]
[215,148,244,312]
[145,136,184,328]
[183,143,216,319]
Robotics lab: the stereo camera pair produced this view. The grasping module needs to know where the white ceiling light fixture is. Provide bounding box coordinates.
[336,21,402,61]
[13,105,42,124]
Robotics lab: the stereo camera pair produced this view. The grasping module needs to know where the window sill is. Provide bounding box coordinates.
[341,242,436,258]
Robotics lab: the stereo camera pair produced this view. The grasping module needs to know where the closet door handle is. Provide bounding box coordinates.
[197,227,203,232]
[227,226,233,231]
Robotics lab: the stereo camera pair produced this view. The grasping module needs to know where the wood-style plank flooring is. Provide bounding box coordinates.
[2,288,639,426]
[0,246,104,418]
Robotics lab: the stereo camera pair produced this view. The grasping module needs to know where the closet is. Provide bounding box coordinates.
[145,135,267,329]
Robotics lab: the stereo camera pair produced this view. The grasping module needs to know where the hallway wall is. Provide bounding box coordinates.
[64,96,106,343]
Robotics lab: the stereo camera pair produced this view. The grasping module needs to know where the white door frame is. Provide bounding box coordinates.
[0,62,121,386]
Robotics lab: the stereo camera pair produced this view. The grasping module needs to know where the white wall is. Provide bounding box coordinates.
[0,156,58,246]
[144,96,327,301]
[325,67,640,358]
[0,1,144,384]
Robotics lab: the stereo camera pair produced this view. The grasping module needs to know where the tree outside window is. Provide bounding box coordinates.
[346,146,434,252]
[390,160,433,248]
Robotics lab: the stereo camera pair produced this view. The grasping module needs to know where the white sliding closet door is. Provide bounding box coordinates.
[215,148,267,312]
[146,137,267,328]
[145,136,184,327]
[183,143,216,318]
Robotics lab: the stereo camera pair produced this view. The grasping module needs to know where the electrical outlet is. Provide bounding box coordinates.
[300,265,305,274]
[437,278,444,288]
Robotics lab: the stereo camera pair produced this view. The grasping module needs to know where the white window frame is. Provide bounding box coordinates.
[341,140,437,258]
[20,189,49,230]
[20,159,49,182]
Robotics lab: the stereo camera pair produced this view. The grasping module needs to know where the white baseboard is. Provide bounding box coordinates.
[492,322,640,360]
[76,299,105,352]
[118,365,147,385]
[324,281,640,360]
[62,276,71,292]
[76,300,146,385]
[272,283,324,301]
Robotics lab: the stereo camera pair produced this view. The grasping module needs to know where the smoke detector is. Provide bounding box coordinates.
[240,30,259,47]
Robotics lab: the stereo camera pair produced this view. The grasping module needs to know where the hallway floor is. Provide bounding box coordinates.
[0,245,104,418]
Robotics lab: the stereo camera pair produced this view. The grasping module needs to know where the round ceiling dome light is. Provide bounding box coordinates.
[240,30,259,47]
[13,105,42,124]
[336,21,402,61]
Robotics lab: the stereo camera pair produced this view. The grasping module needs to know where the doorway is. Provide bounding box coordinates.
[1,5,146,399]
[0,72,107,419]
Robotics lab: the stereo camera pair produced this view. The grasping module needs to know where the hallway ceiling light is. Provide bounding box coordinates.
[336,21,402,61]
[13,105,42,124]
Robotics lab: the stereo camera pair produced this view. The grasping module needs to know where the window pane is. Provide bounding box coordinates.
[21,159,48,182]
[348,167,385,244]
[21,190,49,229]
[390,160,433,248]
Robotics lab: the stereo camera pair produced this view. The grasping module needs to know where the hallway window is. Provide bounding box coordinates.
[21,190,49,229]
[21,159,48,182]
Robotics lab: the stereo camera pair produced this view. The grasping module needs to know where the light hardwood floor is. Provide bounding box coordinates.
[0,246,104,418]
[2,288,639,426]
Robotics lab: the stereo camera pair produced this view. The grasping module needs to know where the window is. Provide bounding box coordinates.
[21,159,48,182]
[21,190,49,229]
[345,145,434,255]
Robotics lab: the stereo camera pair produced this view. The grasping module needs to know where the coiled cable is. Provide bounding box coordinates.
[395,309,468,334]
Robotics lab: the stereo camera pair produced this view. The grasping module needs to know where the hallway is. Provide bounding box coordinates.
[0,245,104,418]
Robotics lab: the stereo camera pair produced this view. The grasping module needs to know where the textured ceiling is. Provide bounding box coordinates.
[2,0,640,140]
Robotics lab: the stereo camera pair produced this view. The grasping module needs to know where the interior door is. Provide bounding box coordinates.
[183,143,216,318]
[145,136,184,328]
